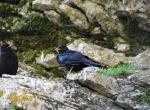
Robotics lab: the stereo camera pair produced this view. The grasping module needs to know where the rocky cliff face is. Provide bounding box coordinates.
[0,0,149,54]
[0,0,150,110]
[32,0,150,36]
[1,48,150,110]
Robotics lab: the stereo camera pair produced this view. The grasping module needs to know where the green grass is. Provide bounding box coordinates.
[136,87,150,105]
[99,63,134,76]
[7,104,25,110]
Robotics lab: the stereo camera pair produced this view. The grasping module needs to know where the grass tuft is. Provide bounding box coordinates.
[7,104,25,110]
[99,63,134,76]
[136,87,150,105]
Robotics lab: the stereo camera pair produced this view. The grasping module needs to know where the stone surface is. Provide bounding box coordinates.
[32,0,60,11]
[32,0,150,36]
[67,67,119,98]
[128,49,150,86]
[129,49,150,69]
[116,77,150,110]
[36,52,59,68]
[68,39,128,66]
[0,0,52,34]
[117,0,150,32]
[32,0,150,54]
[113,37,130,51]
[129,69,150,86]
[114,43,130,51]
[59,4,89,29]
[1,0,150,109]
[0,70,122,110]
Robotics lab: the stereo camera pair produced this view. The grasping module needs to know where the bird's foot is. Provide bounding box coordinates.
[67,66,74,74]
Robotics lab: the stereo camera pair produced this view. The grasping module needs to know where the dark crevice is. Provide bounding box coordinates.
[117,10,150,56]
[68,2,107,36]
[74,81,129,110]
[0,0,20,4]
[68,2,90,23]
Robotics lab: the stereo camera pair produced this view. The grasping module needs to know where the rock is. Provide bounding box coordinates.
[66,66,150,109]
[128,49,150,85]
[32,0,123,35]
[0,70,123,110]
[44,10,61,25]
[36,52,59,68]
[67,67,119,98]
[31,0,150,51]
[114,43,130,52]
[70,0,123,35]
[113,37,130,51]
[68,39,128,66]
[32,0,60,11]
[117,0,150,32]
[115,77,150,110]
[129,49,150,69]
[115,49,150,109]
[129,69,150,86]
[116,91,150,110]
[59,4,89,29]
[0,0,53,34]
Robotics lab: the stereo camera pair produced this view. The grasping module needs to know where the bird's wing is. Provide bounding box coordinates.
[57,50,85,66]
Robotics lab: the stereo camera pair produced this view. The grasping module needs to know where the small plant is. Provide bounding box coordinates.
[99,63,134,76]
[7,104,16,110]
[32,63,44,75]
[7,104,25,110]
[136,87,150,105]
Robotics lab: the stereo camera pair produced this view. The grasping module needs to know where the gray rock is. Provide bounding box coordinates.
[32,0,60,11]
[116,77,150,110]
[67,67,119,98]
[118,0,150,32]
[128,69,150,86]
[129,49,150,69]
[45,10,61,25]
[115,49,150,110]
[114,43,130,52]
[36,52,59,68]
[59,4,89,29]
[116,92,150,110]
[68,39,128,66]
[0,69,122,110]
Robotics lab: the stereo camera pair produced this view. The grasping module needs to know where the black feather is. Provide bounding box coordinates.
[0,0,20,4]
[0,42,18,77]
[56,45,106,72]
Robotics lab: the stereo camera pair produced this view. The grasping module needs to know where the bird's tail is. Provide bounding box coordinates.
[84,57,108,68]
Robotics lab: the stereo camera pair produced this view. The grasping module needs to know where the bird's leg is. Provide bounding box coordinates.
[68,66,74,74]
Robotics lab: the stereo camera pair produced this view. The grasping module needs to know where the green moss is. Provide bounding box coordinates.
[136,87,150,105]
[0,90,3,97]
[8,104,25,110]
[21,50,37,63]
[7,91,32,110]
[99,63,134,76]
[18,12,54,35]
[32,63,45,75]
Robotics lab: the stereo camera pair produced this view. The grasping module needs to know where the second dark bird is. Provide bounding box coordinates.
[0,41,18,77]
[55,45,107,72]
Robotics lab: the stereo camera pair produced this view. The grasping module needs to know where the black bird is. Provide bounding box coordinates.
[55,45,107,72]
[0,41,18,77]
[0,0,20,4]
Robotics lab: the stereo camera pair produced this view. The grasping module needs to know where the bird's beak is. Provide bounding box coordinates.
[8,44,17,50]
[55,47,60,53]
[6,40,17,50]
